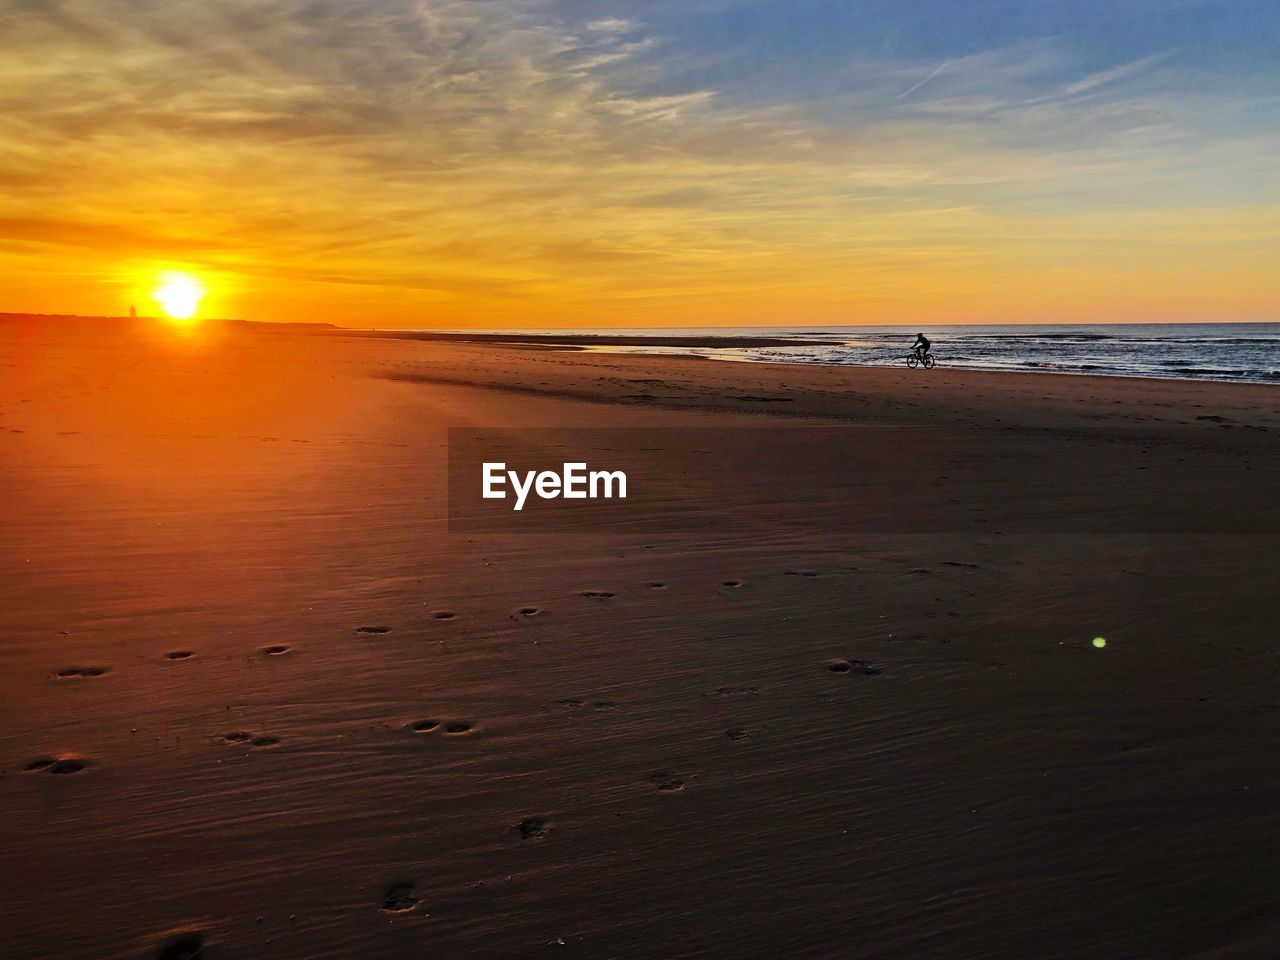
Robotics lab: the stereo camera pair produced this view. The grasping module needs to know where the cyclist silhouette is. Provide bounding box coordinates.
[912,332,931,359]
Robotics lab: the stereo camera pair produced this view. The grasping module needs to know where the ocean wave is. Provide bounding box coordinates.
[953,334,1114,342]
[606,324,1280,383]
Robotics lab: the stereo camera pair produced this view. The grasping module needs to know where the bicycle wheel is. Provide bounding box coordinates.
[923,354,936,369]
[907,354,919,369]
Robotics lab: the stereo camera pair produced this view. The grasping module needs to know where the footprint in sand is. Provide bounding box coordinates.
[647,771,685,792]
[219,732,280,748]
[827,658,881,676]
[381,881,421,913]
[156,932,205,960]
[432,611,457,621]
[558,698,616,712]
[55,665,110,678]
[260,645,290,656]
[517,817,551,840]
[24,756,89,774]
[711,685,758,698]
[165,650,194,660]
[580,590,616,599]
[410,720,439,733]
[354,626,391,635]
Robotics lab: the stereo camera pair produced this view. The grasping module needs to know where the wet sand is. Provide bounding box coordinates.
[2,320,1278,960]
[341,329,838,347]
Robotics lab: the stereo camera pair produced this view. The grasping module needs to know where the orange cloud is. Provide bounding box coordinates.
[0,2,1276,326]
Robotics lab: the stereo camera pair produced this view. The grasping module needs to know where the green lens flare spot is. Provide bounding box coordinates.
[1092,637,1107,649]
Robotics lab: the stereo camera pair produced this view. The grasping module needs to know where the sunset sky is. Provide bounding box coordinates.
[2,0,1277,327]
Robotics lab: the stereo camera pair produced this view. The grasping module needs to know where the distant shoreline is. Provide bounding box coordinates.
[0,312,338,333]
[335,329,839,348]
[0,315,831,349]
[340,324,1280,386]
[4,315,1275,385]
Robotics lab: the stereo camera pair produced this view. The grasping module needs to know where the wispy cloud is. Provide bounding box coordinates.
[0,0,1275,324]
[586,18,634,35]
[895,60,952,101]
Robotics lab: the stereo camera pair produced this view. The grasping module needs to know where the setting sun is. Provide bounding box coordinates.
[153,271,205,322]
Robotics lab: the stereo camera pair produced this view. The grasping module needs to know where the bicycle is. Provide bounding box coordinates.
[906,350,936,369]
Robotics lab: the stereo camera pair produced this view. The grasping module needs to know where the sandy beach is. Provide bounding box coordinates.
[2,320,1279,960]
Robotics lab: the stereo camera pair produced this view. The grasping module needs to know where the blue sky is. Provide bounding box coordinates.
[1,0,1275,324]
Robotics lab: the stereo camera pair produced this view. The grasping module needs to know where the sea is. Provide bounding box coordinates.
[546,323,1280,384]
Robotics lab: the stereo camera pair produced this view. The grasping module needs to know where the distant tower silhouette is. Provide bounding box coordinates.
[129,304,137,318]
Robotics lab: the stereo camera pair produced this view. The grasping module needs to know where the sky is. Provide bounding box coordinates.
[1,0,1277,327]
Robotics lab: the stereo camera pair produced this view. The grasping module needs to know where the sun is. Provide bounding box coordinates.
[153,271,205,322]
